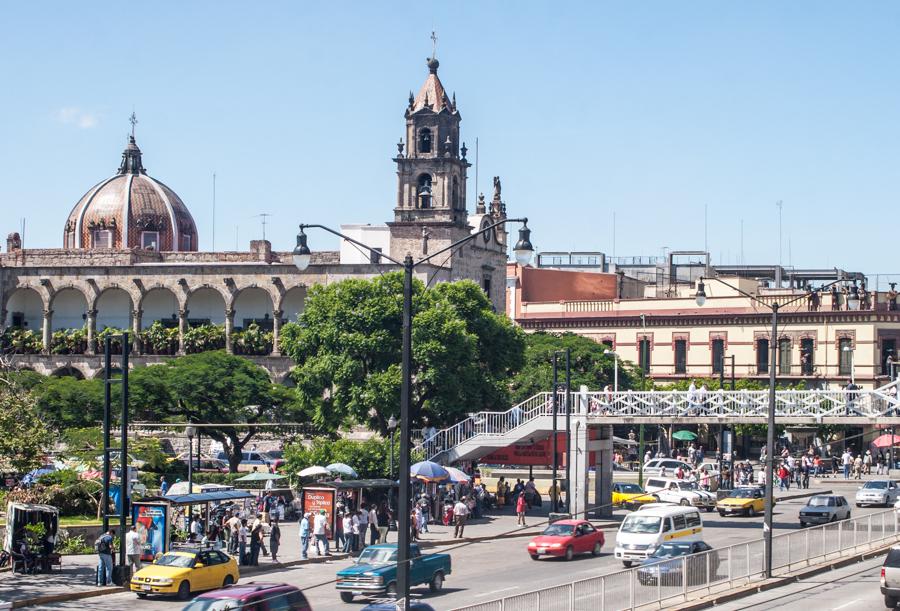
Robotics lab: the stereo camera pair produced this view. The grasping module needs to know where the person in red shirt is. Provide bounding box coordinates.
[516,492,527,526]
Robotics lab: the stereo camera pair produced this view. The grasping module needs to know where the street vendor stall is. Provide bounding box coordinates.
[300,479,396,539]
[3,503,60,573]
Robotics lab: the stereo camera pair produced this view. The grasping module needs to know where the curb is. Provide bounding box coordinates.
[775,489,832,502]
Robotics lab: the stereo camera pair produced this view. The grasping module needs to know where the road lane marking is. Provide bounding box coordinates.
[475,586,518,597]
[832,601,858,610]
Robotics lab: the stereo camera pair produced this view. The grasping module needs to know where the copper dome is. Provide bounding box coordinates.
[63,136,199,251]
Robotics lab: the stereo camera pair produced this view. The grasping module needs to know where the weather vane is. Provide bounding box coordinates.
[129,112,138,139]
[430,30,437,60]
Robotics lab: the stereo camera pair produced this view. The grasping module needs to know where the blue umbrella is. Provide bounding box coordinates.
[326,463,359,479]
[21,465,56,486]
[410,461,449,483]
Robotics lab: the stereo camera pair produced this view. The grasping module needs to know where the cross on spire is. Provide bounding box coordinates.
[430,31,438,60]
[129,112,138,139]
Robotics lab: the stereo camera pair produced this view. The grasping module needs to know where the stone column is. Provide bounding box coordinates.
[131,309,143,355]
[177,308,188,355]
[591,424,614,519]
[41,309,53,355]
[0,309,7,334]
[271,309,283,356]
[567,414,589,520]
[85,309,98,355]
[224,308,235,354]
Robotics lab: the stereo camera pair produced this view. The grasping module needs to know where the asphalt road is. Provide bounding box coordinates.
[42,494,890,611]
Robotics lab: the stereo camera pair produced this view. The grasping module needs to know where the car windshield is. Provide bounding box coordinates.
[181,599,245,611]
[542,524,575,536]
[618,484,643,494]
[807,496,835,507]
[154,554,194,568]
[621,516,661,534]
[865,481,889,489]
[357,548,397,564]
[729,489,756,499]
[650,543,692,558]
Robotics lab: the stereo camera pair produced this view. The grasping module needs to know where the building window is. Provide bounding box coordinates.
[638,339,651,373]
[482,276,491,295]
[711,339,725,375]
[417,174,432,209]
[141,231,159,250]
[757,339,769,374]
[11,312,25,327]
[91,229,112,248]
[883,339,897,376]
[674,339,687,374]
[800,338,815,375]
[369,247,382,265]
[418,128,432,154]
[839,338,853,375]
[182,234,192,251]
[778,338,792,375]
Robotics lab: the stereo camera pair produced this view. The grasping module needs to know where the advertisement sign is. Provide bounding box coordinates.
[481,432,597,466]
[131,502,169,561]
[302,488,336,539]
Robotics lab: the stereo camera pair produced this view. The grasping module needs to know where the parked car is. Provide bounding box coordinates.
[882,545,900,608]
[642,459,694,477]
[527,519,605,561]
[215,451,278,473]
[615,506,704,567]
[716,487,766,517]
[181,582,310,610]
[362,603,436,611]
[335,544,451,603]
[171,456,230,473]
[644,477,716,511]
[856,480,900,507]
[131,549,239,600]
[612,483,656,511]
[799,494,851,527]
[636,541,719,586]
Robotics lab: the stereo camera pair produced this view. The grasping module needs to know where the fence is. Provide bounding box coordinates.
[451,507,900,611]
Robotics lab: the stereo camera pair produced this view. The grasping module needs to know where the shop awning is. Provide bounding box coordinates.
[142,490,256,505]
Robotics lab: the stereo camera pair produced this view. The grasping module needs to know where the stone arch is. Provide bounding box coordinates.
[95,287,134,331]
[140,287,180,329]
[49,287,89,331]
[3,287,45,330]
[279,285,308,325]
[232,286,274,331]
[186,287,226,326]
[92,367,123,380]
[50,365,85,379]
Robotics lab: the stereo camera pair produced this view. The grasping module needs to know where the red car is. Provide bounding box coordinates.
[527,519,605,561]
[180,582,311,610]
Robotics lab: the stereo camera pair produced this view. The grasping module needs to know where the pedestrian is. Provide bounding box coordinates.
[125,524,142,575]
[351,510,361,552]
[453,496,469,538]
[853,455,863,480]
[369,504,379,546]
[94,528,115,586]
[864,450,873,475]
[342,512,354,553]
[334,511,346,552]
[356,504,369,549]
[842,449,852,479]
[261,492,274,524]
[238,519,249,565]
[269,518,281,563]
[377,504,390,544]
[159,476,168,496]
[249,521,262,565]
[299,512,310,559]
[226,512,241,555]
[313,510,331,556]
[516,491,527,526]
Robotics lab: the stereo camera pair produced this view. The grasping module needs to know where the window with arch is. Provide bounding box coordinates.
[417,174,432,209]
[418,128,432,154]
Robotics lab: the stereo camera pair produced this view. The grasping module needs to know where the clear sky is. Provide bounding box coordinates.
[2,2,898,278]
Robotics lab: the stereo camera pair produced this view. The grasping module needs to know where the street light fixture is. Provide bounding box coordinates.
[293,217,534,604]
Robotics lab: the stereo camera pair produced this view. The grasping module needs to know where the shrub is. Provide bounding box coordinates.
[0,328,43,354]
[96,327,129,354]
[56,531,93,555]
[232,323,273,356]
[50,328,88,354]
[140,321,179,355]
[184,324,226,353]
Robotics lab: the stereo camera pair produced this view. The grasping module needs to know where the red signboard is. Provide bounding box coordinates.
[302,487,336,539]
[481,432,597,466]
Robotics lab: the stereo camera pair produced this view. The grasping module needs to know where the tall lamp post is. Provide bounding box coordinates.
[185,425,197,537]
[695,274,849,578]
[388,415,398,508]
[293,217,534,603]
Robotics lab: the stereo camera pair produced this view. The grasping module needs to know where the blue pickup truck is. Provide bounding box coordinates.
[335,543,451,603]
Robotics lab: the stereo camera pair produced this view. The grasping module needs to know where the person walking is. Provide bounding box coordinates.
[299,512,311,560]
[342,512,354,553]
[516,491,527,526]
[313,510,331,556]
[453,496,469,538]
[269,518,281,563]
[853,454,863,480]
[95,528,115,586]
[864,450,873,475]
[351,510,361,552]
[369,504,379,546]
[125,524,143,575]
[238,519,249,565]
[356,505,369,550]
[376,504,390,544]
[842,449,853,479]
[159,476,168,496]
[333,511,346,553]
[248,521,262,566]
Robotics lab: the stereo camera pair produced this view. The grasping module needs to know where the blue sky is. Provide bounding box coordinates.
[2,2,898,277]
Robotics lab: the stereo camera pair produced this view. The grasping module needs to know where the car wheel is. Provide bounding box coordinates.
[135,593,147,599]
[386,582,398,598]
[885,594,898,608]
[799,522,805,528]
[177,581,191,601]
[857,503,863,508]
[223,574,235,587]
[530,554,540,560]
[830,514,838,523]
[680,499,690,506]
[430,571,444,592]
[846,512,851,520]
[340,592,354,603]
[623,560,633,568]
[748,506,756,517]
[652,495,660,502]
[592,542,602,556]
[564,546,574,561]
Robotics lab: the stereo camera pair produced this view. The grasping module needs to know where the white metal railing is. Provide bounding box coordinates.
[418,386,900,462]
[451,507,900,611]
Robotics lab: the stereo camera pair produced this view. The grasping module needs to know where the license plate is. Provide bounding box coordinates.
[351,591,364,595]
[141,585,152,591]
[537,549,547,554]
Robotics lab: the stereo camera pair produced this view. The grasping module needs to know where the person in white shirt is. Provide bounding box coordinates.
[313,510,330,556]
[342,513,353,553]
[351,511,361,552]
[124,524,143,572]
[356,504,369,549]
[453,497,469,538]
[368,505,378,546]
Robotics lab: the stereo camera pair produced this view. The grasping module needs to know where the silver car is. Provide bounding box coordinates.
[798,494,851,527]
[856,480,900,508]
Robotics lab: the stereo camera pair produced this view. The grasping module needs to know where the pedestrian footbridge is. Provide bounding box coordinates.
[421,382,900,464]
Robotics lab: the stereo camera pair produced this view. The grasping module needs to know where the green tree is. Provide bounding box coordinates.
[30,375,104,429]
[280,274,525,435]
[0,375,53,473]
[509,332,639,403]
[284,437,393,480]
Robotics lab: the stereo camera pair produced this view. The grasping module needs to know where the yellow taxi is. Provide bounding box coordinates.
[716,486,768,517]
[130,549,239,600]
[612,482,657,511]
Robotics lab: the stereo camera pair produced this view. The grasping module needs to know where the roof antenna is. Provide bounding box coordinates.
[254,213,272,241]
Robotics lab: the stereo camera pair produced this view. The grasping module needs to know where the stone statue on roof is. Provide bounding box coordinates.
[492,176,501,199]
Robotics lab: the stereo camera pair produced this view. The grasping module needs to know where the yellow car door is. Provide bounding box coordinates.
[193,551,217,591]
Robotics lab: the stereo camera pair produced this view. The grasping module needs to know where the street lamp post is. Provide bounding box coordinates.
[185,425,197,537]
[293,217,534,604]
[695,275,845,579]
[388,415,398,503]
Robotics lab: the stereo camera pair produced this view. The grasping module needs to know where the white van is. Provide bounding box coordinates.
[614,505,704,567]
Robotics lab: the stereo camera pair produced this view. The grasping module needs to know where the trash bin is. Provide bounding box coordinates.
[113,564,130,587]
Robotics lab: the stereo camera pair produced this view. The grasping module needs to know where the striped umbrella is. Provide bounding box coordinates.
[443,466,471,483]
[410,461,450,483]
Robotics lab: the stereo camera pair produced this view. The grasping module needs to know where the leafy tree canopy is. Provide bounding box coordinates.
[284,437,394,480]
[280,274,525,435]
[0,375,53,472]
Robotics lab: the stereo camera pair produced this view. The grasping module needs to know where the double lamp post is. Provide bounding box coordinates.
[292,218,535,604]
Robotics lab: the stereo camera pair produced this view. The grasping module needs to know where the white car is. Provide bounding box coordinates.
[856,480,900,507]
[642,459,694,477]
[644,477,717,511]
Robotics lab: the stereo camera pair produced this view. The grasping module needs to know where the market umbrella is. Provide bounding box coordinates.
[298,465,331,479]
[410,461,449,483]
[443,466,470,483]
[166,481,203,496]
[673,430,698,441]
[234,472,288,482]
[872,434,900,448]
[326,463,359,479]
